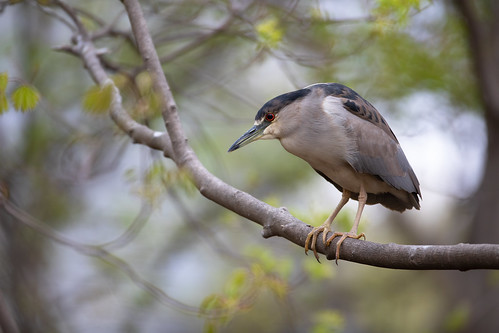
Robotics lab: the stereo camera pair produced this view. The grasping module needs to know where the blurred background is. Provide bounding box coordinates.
[0,0,498,332]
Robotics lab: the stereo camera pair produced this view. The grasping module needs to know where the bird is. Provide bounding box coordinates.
[228,83,421,262]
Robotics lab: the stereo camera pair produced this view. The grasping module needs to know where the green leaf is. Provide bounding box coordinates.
[11,84,40,112]
[256,17,283,48]
[0,92,8,114]
[0,72,8,92]
[82,83,113,114]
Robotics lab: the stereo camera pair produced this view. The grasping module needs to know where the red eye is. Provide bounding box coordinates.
[265,113,275,122]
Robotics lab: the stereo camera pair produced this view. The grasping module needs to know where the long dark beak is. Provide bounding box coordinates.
[228,123,266,152]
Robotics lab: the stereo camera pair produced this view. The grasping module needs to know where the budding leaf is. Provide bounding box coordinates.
[11,84,40,112]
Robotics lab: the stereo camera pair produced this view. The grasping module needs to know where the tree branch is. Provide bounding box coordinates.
[44,0,499,271]
[54,39,174,157]
[118,0,499,270]
[0,194,200,314]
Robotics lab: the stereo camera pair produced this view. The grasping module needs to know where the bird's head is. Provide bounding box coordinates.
[228,88,312,152]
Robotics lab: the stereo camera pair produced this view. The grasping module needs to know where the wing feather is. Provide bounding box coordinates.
[319,83,421,201]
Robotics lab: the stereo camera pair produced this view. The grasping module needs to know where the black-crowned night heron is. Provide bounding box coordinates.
[228,83,421,262]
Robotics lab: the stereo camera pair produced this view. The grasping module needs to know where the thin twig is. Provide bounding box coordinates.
[98,200,153,251]
[158,13,237,64]
[34,0,76,31]
[0,196,203,315]
[53,0,87,37]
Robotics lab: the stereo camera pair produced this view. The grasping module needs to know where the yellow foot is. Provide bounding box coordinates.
[304,225,332,263]
[326,232,366,263]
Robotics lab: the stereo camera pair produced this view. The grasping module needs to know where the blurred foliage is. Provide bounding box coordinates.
[256,16,284,49]
[82,83,113,114]
[201,247,294,332]
[0,72,7,91]
[127,160,197,205]
[0,72,41,113]
[373,0,424,27]
[311,309,345,333]
[303,257,335,281]
[0,0,489,333]
[0,72,8,113]
[443,303,470,332]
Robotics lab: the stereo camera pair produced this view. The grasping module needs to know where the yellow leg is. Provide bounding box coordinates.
[304,189,350,262]
[326,184,367,263]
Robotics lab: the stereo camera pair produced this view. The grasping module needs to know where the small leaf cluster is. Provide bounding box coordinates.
[82,71,162,118]
[200,247,292,332]
[0,72,41,114]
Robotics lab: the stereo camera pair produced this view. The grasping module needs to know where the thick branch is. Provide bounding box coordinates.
[259,213,499,270]
[265,217,499,270]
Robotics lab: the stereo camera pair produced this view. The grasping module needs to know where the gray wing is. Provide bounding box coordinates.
[345,118,421,198]
[321,83,421,199]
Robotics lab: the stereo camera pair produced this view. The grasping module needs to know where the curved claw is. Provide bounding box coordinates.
[326,232,366,264]
[304,225,332,263]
